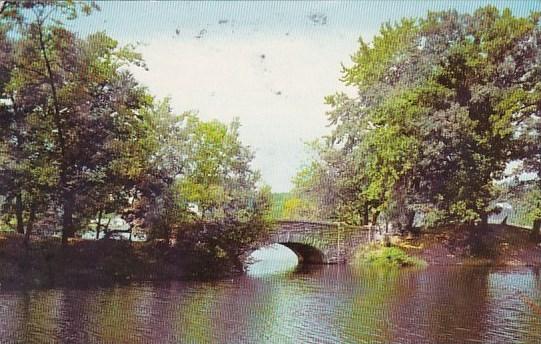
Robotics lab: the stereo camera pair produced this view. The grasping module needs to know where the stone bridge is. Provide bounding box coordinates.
[262,220,377,264]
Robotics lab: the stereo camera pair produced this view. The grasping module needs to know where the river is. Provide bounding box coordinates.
[1,245,540,344]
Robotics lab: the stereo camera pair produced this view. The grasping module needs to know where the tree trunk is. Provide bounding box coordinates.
[362,204,369,226]
[371,210,380,226]
[480,212,488,227]
[37,19,70,247]
[533,218,541,241]
[61,193,74,246]
[15,192,24,234]
[104,216,111,234]
[95,209,103,240]
[23,205,35,247]
[405,211,416,233]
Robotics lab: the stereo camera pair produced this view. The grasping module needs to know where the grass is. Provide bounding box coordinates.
[354,244,427,268]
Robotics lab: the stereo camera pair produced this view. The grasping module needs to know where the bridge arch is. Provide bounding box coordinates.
[278,242,325,264]
[259,220,373,265]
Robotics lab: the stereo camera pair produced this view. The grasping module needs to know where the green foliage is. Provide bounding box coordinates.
[344,18,419,88]
[499,182,541,229]
[281,197,311,219]
[0,1,272,279]
[0,1,153,243]
[171,114,264,222]
[269,192,290,219]
[288,142,344,221]
[355,245,426,268]
[301,6,541,230]
[131,102,272,271]
[269,192,314,220]
[169,115,271,269]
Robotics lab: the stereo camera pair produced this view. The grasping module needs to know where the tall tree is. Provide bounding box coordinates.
[172,114,271,270]
[309,6,541,231]
[1,1,151,244]
[130,103,271,270]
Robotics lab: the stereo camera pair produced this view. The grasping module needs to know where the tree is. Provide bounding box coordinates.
[308,6,541,231]
[289,142,344,222]
[0,8,54,239]
[172,115,271,268]
[125,101,271,271]
[1,1,271,279]
[1,1,151,245]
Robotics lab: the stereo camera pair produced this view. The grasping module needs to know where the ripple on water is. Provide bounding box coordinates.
[0,265,540,343]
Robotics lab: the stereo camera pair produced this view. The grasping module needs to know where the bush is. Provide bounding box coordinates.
[175,222,246,278]
[355,245,426,268]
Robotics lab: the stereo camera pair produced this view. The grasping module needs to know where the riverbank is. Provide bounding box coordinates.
[2,224,540,289]
[0,233,212,289]
[396,224,541,267]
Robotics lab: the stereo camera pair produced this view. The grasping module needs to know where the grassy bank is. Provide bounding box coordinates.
[0,233,238,289]
[354,244,427,268]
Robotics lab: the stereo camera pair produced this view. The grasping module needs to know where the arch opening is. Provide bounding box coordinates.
[278,242,325,265]
[247,242,327,276]
[247,244,299,276]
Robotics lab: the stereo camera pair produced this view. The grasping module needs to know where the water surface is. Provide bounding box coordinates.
[1,247,540,344]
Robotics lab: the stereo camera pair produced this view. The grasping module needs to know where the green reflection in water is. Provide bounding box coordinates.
[174,284,218,343]
[88,286,151,343]
[337,267,402,343]
[16,290,64,343]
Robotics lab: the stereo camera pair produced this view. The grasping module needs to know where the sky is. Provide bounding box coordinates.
[71,1,541,192]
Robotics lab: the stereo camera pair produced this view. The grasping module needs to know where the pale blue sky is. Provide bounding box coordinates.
[70,1,541,192]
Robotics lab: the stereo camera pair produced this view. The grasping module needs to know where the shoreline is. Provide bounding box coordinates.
[1,224,540,290]
[398,224,541,268]
[0,233,243,290]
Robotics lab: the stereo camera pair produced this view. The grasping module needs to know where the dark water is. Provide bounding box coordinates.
[1,247,541,344]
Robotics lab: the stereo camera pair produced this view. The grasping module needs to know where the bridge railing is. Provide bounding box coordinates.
[273,220,375,238]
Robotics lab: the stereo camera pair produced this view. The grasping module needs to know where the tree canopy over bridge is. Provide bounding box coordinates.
[289,7,541,234]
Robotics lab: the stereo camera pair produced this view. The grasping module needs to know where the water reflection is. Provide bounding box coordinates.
[1,265,540,343]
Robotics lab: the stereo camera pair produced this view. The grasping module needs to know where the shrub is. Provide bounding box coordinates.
[355,245,426,268]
